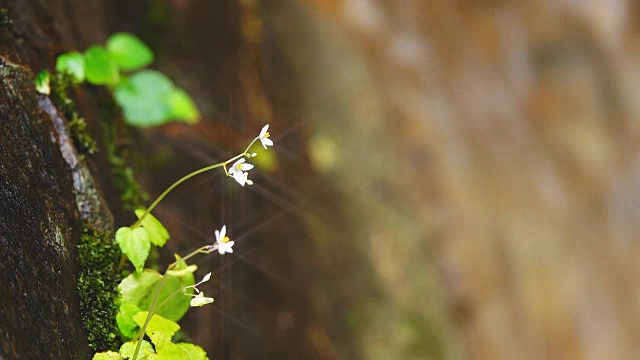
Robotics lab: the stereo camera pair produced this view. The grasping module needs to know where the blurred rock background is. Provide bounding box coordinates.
[253,1,640,359]
[3,0,640,359]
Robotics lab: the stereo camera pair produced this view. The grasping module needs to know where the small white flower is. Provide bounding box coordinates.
[258,124,273,149]
[215,225,234,255]
[190,292,214,307]
[228,158,254,186]
[251,153,257,157]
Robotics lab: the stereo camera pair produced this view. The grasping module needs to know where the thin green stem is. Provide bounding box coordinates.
[243,137,259,155]
[178,246,212,264]
[130,246,210,360]
[154,288,187,314]
[130,137,260,360]
[131,268,168,360]
[117,253,127,271]
[132,163,224,228]
[132,137,258,229]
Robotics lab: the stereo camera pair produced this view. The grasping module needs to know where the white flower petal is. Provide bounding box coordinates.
[220,225,226,240]
[216,241,234,255]
[259,124,269,138]
[240,163,254,171]
[233,170,246,186]
[214,230,220,241]
[260,137,273,149]
[229,159,245,174]
[190,293,214,307]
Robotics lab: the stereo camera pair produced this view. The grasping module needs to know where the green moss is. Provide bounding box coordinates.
[50,72,98,154]
[77,227,123,352]
[100,103,149,210]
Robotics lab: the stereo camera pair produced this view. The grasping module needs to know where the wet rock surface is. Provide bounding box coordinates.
[0,57,91,359]
[0,0,120,358]
[39,95,113,232]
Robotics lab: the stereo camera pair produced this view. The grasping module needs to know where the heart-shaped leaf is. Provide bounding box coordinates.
[116,303,142,339]
[115,226,151,273]
[56,51,86,84]
[119,339,155,358]
[166,89,199,123]
[134,210,169,247]
[119,267,195,322]
[92,351,124,360]
[106,32,154,71]
[114,70,174,127]
[132,312,180,339]
[84,45,120,85]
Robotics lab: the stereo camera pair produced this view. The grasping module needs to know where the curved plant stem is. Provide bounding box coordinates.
[131,269,168,360]
[130,246,212,360]
[179,246,214,263]
[130,136,261,360]
[154,288,186,314]
[133,136,259,229]
[132,163,224,228]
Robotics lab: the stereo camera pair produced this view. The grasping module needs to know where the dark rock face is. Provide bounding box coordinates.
[0,0,126,357]
[0,58,91,359]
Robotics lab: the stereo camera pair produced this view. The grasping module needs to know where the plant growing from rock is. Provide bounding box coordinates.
[106,125,273,360]
[35,32,276,360]
[37,32,199,128]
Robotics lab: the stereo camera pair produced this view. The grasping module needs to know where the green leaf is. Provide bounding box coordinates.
[166,264,197,278]
[106,33,154,71]
[119,268,195,322]
[114,70,175,127]
[149,332,206,360]
[56,52,85,83]
[125,312,207,360]
[84,45,120,85]
[116,303,142,339]
[166,89,199,123]
[120,340,155,359]
[147,332,189,360]
[93,351,124,360]
[176,343,208,360]
[35,70,51,95]
[115,226,151,273]
[119,270,162,308]
[165,254,198,278]
[132,311,180,339]
[134,210,169,247]
[155,263,196,321]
